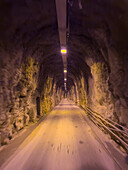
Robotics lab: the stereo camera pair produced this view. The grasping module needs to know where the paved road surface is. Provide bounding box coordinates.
[1,99,121,170]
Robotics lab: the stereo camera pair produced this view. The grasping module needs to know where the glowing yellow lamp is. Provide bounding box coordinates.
[61,48,67,54]
[64,78,67,81]
[64,69,67,73]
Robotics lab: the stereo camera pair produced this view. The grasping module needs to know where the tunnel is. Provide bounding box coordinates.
[0,0,128,169]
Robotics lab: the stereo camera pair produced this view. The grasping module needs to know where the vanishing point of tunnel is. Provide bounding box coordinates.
[0,0,128,170]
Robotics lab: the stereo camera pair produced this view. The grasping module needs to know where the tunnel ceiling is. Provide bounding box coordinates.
[0,0,128,92]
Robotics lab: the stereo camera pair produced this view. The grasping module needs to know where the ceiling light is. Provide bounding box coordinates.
[64,69,67,73]
[61,48,67,54]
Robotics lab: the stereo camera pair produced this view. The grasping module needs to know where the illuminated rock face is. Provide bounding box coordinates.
[0,0,128,145]
[90,62,114,117]
[0,55,62,146]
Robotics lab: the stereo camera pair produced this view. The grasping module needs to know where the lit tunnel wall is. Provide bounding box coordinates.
[0,0,128,146]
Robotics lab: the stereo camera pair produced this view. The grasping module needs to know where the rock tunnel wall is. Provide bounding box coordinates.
[68,58,128,128]
[0,55,62,146]
[66,0,128,128]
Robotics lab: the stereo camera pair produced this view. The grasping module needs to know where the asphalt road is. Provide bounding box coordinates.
[1,99,121,170]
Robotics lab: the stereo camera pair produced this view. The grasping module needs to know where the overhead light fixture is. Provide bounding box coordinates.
[64,69,67,73]
[64,78,67,81]
[61,48,67,54]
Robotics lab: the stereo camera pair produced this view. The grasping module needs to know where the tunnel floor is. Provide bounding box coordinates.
[0,99,124,170]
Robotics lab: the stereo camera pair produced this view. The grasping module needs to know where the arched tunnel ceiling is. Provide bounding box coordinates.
[0,0,128,92]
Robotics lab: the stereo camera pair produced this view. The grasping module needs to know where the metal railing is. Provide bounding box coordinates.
[80,105,128,152]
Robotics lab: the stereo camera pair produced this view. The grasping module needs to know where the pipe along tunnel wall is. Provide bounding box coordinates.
[0,0,128,147]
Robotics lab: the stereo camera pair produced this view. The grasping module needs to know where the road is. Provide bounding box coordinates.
[1,99,121,170]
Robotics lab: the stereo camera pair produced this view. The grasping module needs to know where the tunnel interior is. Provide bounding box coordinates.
[0,0,128,146]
